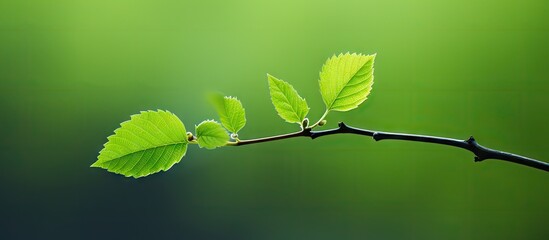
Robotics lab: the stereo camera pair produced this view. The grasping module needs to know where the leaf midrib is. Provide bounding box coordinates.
[98,141,186,164]
[273,80,302,121]
[325,57,371,110]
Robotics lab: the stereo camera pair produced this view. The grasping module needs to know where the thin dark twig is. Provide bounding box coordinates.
[227,129,311,146]
[228,122,549,172]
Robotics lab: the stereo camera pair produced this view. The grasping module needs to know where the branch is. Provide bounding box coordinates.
[228,122,549,172]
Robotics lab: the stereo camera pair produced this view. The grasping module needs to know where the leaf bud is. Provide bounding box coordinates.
[302,118,309,129]
[186,132,195,141]
[318,120,327,126]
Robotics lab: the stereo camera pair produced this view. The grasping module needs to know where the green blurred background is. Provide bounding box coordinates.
[1,0,548,239]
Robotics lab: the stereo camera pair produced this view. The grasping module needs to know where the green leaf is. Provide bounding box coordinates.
[195,120,229,149]
[319,52,375,112]
[267,74,309,124]
[91,110,188,178]
[209,93,246,133]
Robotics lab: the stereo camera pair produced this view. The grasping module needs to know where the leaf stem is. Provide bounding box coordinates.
[226,122,549,172]
[309,109,330,129]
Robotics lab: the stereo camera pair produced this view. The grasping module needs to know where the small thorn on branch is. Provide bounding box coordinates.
[466,136,476,144]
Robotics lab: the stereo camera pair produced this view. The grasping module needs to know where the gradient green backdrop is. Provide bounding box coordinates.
[1,0,548,239]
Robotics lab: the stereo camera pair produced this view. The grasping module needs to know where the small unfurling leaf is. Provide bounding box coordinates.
[195,120,229,149]
[210,93,246,134]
